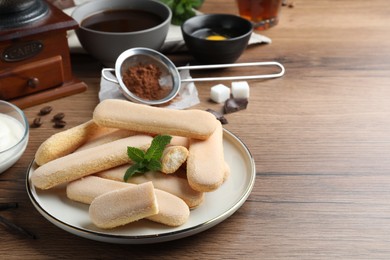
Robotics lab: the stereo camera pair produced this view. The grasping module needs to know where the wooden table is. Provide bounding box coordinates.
[2,0,390,258]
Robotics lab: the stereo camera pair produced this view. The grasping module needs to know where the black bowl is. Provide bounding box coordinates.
[181,14,253,64]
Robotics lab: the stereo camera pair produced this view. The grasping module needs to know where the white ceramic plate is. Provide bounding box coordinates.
[26,129,256,244]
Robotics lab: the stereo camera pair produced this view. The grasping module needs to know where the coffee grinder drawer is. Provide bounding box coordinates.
[0,55,65,100]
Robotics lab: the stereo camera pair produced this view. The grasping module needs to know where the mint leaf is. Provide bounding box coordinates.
[175,2,185,15]
[124,163,143,181]
[145,135,172,160]
[127,147,145,163]
[124,135,172,181]
[147,158,162,171]
[160,0,202,25]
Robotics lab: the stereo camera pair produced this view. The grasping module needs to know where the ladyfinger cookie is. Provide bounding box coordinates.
[161,146,189,174]
[67,176,190,227]
[89,182,158,229]
[76,129,137,152]
[169,136,189,148]
[187,122,225,192]
[35,120,103,166]
[93,99,219,140]
[97,165,204,209]
[31,135,153,190]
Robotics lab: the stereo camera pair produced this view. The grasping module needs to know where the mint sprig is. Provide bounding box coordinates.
[160,0,203,25]
[124,135,172,181]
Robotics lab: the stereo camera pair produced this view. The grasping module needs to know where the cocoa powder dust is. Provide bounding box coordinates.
[122,63,171,101]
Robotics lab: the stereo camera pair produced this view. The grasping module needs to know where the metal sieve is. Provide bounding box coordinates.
[102,47,285,105]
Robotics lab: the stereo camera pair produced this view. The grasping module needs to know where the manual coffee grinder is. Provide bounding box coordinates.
[0,0,87,108]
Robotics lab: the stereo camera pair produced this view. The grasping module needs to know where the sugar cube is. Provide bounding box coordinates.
[231,81,250,99]
[210,84,231,103]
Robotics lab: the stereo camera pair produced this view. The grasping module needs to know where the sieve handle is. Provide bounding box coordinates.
[101,68,119,84]
[177,61,285,82]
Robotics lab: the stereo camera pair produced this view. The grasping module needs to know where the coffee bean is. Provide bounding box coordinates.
[52,112,65,121]
[30,117,43,128]
[53,120,66,128]
[39,106,53,115]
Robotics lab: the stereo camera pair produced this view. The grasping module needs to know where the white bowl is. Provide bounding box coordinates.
[0,100,29,174]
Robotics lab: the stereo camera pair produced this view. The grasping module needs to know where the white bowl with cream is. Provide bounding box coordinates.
[0,100,29,174]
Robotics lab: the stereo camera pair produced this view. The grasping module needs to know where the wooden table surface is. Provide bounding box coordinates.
[2,0,390,259]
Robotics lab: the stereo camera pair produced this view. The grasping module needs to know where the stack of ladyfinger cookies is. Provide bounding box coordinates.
[31,99,229,229]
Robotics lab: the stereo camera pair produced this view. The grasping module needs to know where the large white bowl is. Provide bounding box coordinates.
[71,0,172,67]
[0,100,29,174]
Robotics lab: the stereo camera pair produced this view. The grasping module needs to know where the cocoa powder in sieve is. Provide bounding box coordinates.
[122,63,171,101]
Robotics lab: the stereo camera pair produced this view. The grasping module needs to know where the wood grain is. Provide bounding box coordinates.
[2,0,390,259]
